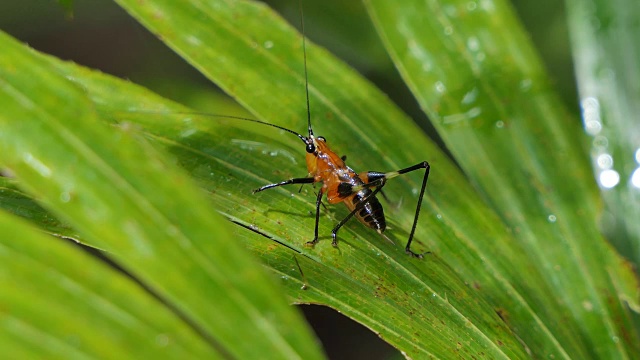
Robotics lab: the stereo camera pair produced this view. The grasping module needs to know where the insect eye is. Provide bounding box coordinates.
[317,136,326,142]
[306,143,315,153]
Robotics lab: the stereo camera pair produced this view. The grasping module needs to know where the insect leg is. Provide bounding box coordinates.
[397,162,430,258]
[254,177,325,247]
[305,189,325,247]
[253,177,315,193]
[360,161,431,258]
[331,181,386,247]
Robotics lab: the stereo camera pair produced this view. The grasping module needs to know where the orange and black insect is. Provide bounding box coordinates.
[249,117,430,258]
[164,5,431,257]
[229,8,431,258]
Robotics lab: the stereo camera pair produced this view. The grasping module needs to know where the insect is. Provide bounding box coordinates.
[240,6,431,258]
[155,3,431,257]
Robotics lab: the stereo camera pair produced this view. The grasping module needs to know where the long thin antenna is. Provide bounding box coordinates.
[122,110,308,144]
[298,0,313,138]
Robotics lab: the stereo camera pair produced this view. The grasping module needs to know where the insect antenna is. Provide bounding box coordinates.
[122,110,309,145]
[121,3,315,146]
[298,1,313,138]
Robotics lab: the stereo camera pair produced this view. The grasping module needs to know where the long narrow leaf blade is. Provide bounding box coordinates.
[78,0,579,357]
[364,0,640,357]
[53,38,528,358]
[565,0,640,265]
[0,30,324,360]
[0,211,218,359]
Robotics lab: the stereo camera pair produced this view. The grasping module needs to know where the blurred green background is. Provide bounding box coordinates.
[0,0,578,359]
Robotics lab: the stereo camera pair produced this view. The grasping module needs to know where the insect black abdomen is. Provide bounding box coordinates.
[354,190,386,232]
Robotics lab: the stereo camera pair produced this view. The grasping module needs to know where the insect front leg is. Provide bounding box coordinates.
[253,176,325,248]
[253,177,315,193]
[361,161,431,258]
[305,189,325,247]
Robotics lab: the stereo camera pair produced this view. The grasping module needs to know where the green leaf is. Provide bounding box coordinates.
[364,0,640,357]
[0,30,323,359]
[0,210,217,359]
[0,177,78,241]
[4,28,528,360]
[0,1,531,358]
[565,0,640,265]
[2,0,639,358]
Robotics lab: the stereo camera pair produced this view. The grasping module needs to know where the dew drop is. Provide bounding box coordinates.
[186,35,202,46]
[581,97,602,136]
[467,36,479,51]
[599,169,620,189]
[156,334,170,347]
[479,0,496,12]
[630,168,640,189]
[585,120,602,135]
[519,78,532,92]
[59,191,71,203]
[23,153,51,178]
[180,127,197,138]
[592,135,608,149]
[443,5,458,17]
[461,87,478,105]
[596,153,613,170]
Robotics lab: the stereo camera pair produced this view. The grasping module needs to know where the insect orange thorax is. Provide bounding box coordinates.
[305,136,345,176]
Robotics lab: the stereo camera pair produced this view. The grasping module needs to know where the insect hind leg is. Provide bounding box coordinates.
[397,161,431,258]
[361,161,431,258]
